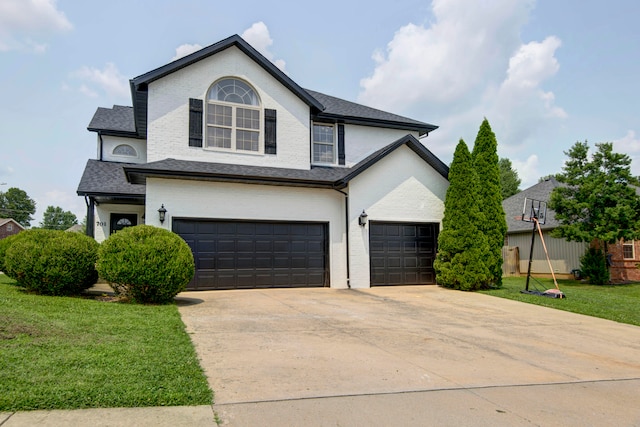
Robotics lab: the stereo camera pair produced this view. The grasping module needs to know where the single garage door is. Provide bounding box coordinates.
[369,222,438,286]
[174,219,328,290]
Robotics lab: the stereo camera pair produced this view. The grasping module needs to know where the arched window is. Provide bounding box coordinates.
[113,144,137,157]
[207,78,261,152]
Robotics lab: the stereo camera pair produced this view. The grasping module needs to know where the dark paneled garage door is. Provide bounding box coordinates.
[174,219,328,290]
[370,222,438,286]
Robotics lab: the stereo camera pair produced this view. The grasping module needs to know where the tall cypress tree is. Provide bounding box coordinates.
[434,140,491,290]
[472,119,507,287]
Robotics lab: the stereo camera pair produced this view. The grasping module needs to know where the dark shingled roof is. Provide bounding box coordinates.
[122,134,448,189]
[306,90,437,135]
[77,159,146,198]
[87,105,138,136]
[503,177,563,233]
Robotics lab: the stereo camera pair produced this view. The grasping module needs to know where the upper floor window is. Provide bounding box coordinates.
[207,78,261,153]
[113,144,137,157]
[6,223,13,232]
[623,240,635,259]
[312,123,335,164]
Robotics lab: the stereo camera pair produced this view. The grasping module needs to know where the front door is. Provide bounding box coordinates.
[110,213,138,235]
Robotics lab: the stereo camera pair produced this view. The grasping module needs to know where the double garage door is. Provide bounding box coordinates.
[174,219,328,290]
[174,219,438,290]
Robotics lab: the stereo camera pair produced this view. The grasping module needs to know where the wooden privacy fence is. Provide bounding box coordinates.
[502,246,520,277]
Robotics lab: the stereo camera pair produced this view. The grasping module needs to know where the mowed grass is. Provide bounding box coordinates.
[481,276,640,326]
[0,274,212,411]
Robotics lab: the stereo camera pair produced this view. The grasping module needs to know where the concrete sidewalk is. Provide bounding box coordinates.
[0,406,216,426]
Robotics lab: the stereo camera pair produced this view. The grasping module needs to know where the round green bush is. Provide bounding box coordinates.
[0,232,26,273]
[4,229,99,295]
[96,225,194,304]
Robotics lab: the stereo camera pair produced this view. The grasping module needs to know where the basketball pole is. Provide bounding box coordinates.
[525,215,537,292]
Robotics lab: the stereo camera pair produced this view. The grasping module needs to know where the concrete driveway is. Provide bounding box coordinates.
[177,286,640,426]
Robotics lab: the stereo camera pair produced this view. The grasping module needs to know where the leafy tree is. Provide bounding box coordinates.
[0,187,36,227]
[40,206,78,230]
[434,139,492,291]
[550,141,640,283]
[472,119,507,286]
[499,158,521,199]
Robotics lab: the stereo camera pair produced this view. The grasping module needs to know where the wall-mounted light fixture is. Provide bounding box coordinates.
[158,204,167,224]
[358,210,368,227]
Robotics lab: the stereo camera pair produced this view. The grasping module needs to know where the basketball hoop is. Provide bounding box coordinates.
[521,198,547,225]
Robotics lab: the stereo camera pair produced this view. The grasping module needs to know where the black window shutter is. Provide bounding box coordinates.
[338,124,345,165]
[189,98,203,147]
[265,109,277,154]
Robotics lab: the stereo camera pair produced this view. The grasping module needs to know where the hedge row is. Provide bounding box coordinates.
[1,225,194,304]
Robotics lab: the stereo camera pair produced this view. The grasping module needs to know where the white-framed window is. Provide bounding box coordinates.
[7,223,13,232]
[112,144,137,157]
[623,240,635,259]
[312,123,335,164]
[206,78,261,153]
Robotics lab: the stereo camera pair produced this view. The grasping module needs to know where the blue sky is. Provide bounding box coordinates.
[1,0,639,225]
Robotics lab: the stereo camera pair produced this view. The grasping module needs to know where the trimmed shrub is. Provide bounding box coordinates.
[580,247,609,285]
[434,139,492,291]
[0,232,25,272]
[4,229,99,295]
[96,225,194,304]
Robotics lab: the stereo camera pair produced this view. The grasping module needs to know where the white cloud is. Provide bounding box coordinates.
[359,0,565,161]
[0,0,72,53]
[73,63,129,100]
[172,43,203,61]
[511,154,540,187]
[613,130,640,176]
[241,22,287,72]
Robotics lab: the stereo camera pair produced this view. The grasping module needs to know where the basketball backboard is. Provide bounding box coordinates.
[521,198,547,225]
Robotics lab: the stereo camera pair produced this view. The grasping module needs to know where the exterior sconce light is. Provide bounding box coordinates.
[158,204,167,224]
[358,210,368,227]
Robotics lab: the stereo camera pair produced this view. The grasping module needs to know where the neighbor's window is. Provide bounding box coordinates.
[623,240,635,259]
[312,123,335,164]
[7,223,13,232]
[207,78,261,152]
[113,144,137,157]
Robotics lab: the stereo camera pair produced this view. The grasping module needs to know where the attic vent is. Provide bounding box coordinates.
[113,144,137,157]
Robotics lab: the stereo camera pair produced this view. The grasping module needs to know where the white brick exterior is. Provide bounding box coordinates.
[100,135,147,164]
[346,145,448,288]
[145,178,349,288]
[146,47,311,170]
[94,204,145,243]
[343,124,420,166]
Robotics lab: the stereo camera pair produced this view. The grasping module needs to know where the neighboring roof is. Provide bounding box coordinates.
[77,159,146,202]
[65,224,85,233]
[87,105,138,137]
[306,90,438,135]
[123,134,448,189]
[0,218,25,230]
[503,177,563,233]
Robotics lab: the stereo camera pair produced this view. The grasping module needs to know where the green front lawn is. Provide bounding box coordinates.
[0,274,212,411]
[481,276,640,326]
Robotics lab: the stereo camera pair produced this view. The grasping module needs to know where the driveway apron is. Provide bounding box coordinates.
[177,286,640,425]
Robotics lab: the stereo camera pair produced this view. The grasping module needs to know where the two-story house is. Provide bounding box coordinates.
[77,35,449,291]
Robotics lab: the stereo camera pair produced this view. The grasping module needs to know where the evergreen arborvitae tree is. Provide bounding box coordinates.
[434,139,492,290]
[472,119,507,287]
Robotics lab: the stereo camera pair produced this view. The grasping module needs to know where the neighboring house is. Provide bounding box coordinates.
[0,218,24,240]
[503,177,640,282]
[77,35,449,291]
[502,177,587,278]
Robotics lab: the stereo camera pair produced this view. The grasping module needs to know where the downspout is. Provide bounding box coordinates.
[98,133,104,161]
[84,196,95,238]
[335,188,351,288]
